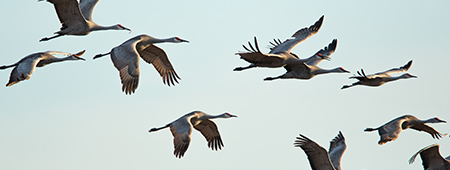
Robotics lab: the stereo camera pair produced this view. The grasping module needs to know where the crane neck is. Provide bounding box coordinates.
[313,67,342,75]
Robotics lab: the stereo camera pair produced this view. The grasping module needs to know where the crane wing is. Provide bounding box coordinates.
[409,123,444,139]
[169,116,194,158]
[328,131,346,170]
[46,0,88,30]
[79,0,99,21]
[137,45,180,86]
[304,39,338,66]
[269,15,324,54]
[236,36,286,67]
[294,134,335,170]
[371,60,413,77]
[5,54,45,86]
[283,61,310,73]
[408,144,450,169]
[110,40,140,95]
[193,120,224,151]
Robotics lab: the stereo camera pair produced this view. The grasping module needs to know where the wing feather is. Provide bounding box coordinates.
[137,45,180,86]
[110,40,140,95]
[45,0,88,30]
[294,134,335,170]
[193,120,224,151]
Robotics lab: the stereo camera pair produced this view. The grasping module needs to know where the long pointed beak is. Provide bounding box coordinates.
[78,57,86,61]
[181,39,189,43]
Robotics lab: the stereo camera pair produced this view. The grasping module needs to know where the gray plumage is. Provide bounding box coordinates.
[294,131,347,170]
[93,34,188,95]
[263,39,350,81]
[148,111,237,158]
[364,115,447,145]
[234,15,324,71]
[0,50,86,86]
[409,144,450,170]
[39,0,131,42]
[341,60,416,89]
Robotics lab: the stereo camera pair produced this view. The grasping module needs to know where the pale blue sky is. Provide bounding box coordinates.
[1,0,449,169]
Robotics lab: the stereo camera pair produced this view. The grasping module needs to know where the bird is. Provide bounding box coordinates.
[0,50,86,86]
[341,60,416,89]
[263,39,350,81]
[294,131,347,170]
[409,144,450,170]
[148,111,237,158]
[38,0,131,42]
[233,15,324,71]
[364,115,447,145]
[93,34,189,95]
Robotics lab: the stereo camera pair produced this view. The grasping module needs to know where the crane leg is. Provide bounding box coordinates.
[233,64,256,71]
[39,34,63,42]
[264,76,281,81]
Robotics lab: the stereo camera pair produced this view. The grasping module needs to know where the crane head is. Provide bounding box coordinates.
[173,37,189,43]
[71,50,86,61]
[223,113,237,118]
[116,24,131,32]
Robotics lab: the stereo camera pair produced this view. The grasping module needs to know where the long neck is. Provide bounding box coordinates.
[313,67,342,75]
[91,24,117,31]
[383,75,406,83]
[37,56,72,67]
[197,114,222,120]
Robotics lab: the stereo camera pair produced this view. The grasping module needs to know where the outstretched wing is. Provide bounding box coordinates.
[236,36,286,67]
[169,115,194,158]
[269,15,324,54]
[305,39,338,66]
[110,39,140,95]
[294,134,335,170]
[328,131,346,170]
[45,0,88,30]
[371,60,413,77]
[409,123,444,139]
[193,120,224,151]
[137,44,181,86]
[6,54,45,86]
[79,0,99,21]
[409,144,450,169]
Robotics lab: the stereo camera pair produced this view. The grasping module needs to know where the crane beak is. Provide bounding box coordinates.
[78,57,86,61]
[230,114,237,118]
[180,39,189,43]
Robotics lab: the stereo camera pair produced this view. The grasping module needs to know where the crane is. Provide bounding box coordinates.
[341,60,416,89]
[234,15,324,71]
[93,34,188,95]
[148,111,237,158]
[294,131,347,170]
[263,39,350,81]
[0,50,86,86]
[409,144,450,170]
[364,115,447,145]
[38,0,131,42]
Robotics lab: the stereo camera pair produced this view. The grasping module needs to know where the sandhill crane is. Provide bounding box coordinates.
[341,60,416,89]
[0,50,85,86]
[93,34,188,95]
[38,0,131,42]
[294,131,347,170]
[148,111,237,158]
[234,15,324,71]
[409,144,450,170]
[364,115,447,145]
[263,39,350,81]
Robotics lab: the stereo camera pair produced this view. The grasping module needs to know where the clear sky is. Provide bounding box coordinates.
[1,0,449,170]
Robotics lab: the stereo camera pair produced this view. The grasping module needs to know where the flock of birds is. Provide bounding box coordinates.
[1,0,448,169]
